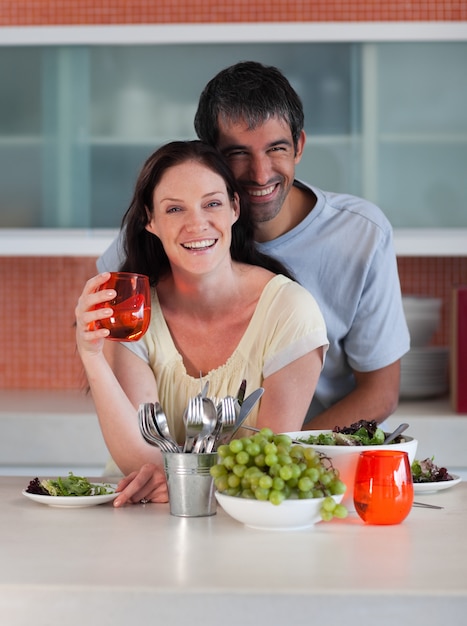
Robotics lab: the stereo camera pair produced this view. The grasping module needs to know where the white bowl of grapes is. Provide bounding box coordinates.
[287,420,418,513]
[211,428,347,531]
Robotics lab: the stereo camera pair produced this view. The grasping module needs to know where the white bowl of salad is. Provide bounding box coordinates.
[285,421,418,513]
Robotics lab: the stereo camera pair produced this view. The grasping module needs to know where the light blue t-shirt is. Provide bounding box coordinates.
[255,181,409,420]
[96,180,410,423]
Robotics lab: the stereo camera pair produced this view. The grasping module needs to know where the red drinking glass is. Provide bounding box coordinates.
[353,450,414,525]
[95,272,151,341]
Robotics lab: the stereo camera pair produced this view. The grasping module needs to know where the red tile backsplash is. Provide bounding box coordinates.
[398,257,467,348]
[0,0,465,25]
[0,256,96,390]
[1,255,466,390]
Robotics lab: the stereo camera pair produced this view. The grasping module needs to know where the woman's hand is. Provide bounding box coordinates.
[113,463,168,507]
[75,272,115,358]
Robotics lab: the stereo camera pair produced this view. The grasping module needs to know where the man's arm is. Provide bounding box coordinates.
[302,360,401,431]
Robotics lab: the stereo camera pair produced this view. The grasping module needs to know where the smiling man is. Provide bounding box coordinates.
[97,61,410,430]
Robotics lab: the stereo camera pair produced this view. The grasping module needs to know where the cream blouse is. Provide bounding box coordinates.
[123,274,328,446]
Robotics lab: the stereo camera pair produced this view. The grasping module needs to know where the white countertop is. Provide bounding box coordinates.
[1,475,466,626]
[1,228,467,256]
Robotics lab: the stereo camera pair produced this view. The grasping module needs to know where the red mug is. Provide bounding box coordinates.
[353,449,414,525]
[95,272,151,341]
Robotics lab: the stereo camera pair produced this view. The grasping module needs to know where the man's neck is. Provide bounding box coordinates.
[254,184,317,243]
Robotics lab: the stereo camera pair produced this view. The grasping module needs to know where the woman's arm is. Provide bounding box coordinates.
[75,273,167,504]
[256,348,324,433]
[87,344,160,473]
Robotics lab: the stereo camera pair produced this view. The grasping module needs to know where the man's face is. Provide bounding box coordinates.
[215,116,305,228]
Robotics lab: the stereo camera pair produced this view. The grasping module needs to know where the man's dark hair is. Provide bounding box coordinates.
[194,61,305,152]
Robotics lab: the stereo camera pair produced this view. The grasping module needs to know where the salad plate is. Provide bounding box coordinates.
[22,484,119,508]
[413,475,461,495]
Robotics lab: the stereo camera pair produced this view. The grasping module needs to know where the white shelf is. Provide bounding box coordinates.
[0,228,118,256]
[393,228,467,256]
[1,227,467,257]
[1,22,466,46]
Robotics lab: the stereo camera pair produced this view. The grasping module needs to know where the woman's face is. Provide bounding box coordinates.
[145,159,240,277]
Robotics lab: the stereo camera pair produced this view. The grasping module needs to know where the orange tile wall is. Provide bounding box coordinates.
[1,2,465,389]
[0,0,465,25]
[1,256,466,390]
[0,257,97,390]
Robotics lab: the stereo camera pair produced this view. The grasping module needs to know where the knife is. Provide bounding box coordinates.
[236,379,247,405]
[226,387,264,442]
[412,501,444,509]
[199,378,209,398]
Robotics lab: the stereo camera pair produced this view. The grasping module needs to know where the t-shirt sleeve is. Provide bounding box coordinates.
[344,228,410,372]
[122,338,150,363]
[260,281,329,378]
[96,231,126,273]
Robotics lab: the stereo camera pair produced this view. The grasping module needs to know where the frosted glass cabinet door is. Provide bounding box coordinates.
[42,47,91,227]
[88,43,358,227]
[0,48,42,227]
[373,42,467,227]
[0,41,466,229]
[0,47,91,228]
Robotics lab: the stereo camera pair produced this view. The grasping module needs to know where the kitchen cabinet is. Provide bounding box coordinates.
[0,35,466,231]
[364,42,467,227]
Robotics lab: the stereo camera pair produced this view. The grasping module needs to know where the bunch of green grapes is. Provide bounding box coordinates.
[211,428,348,520]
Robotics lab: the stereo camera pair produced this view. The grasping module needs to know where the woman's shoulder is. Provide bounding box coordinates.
[261,274,319,309]
[251,275,326,339]
[234,263,276,291]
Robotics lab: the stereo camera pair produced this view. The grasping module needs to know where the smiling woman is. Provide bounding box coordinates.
[74,140,328,506]
[145,159,240,279]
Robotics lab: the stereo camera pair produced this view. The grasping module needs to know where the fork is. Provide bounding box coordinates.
[204,396,235,452]
[213,396,237,449]
[182,396,204,453]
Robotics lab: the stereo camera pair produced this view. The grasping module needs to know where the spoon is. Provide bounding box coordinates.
[153,402,180,451]
[139,404,179,453]
[192,397,218,453]
[383,422,410,445]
